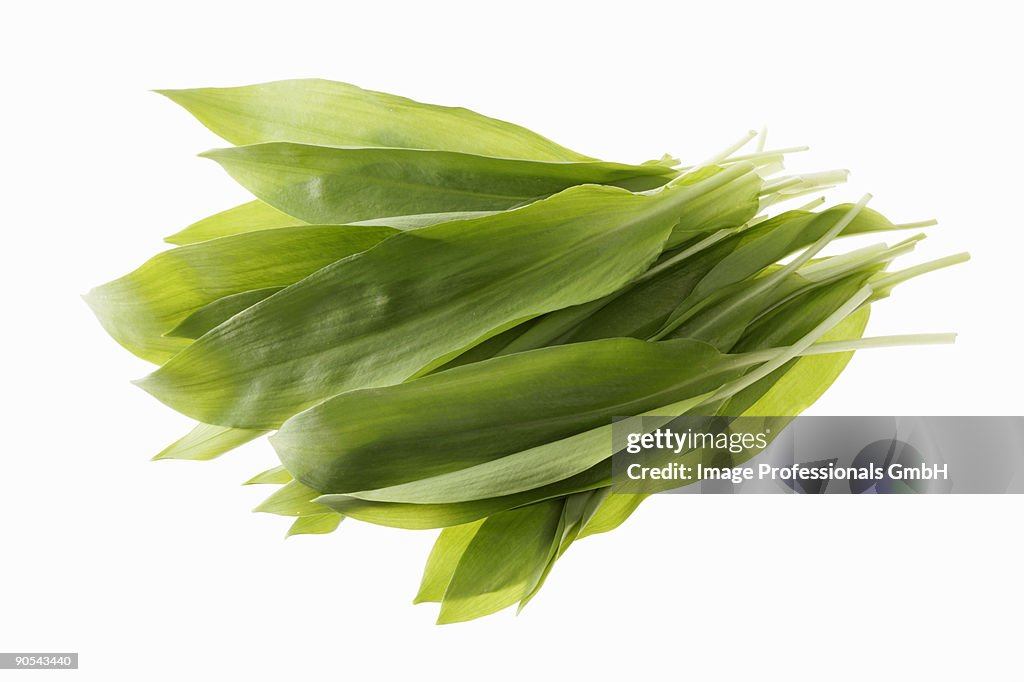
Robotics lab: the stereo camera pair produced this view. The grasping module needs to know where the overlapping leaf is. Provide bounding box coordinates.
[138,173,752,429]
[201,143,678,225]
[86,224,395,363]
[158,78,595,160]
[273,338,747,495]
[85,78,966,625]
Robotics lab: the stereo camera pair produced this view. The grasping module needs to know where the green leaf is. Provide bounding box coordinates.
[658,165,762,249]
[684,205,896,305]
[518,489,608,611]
[152,422,265,461]
[273,338,747,496]
[437,499,563,624]
[352,210,498,229]
[338,394,709,506]
[137,180,713,429]
[157,78,594,161]
[578,289,874,539]
[730,271,877,355]
[286,513,343,537]
[414,520,485,604]
[86,224,395,364]
[655,204,899,344]
[316,255,888,523]
[254,480,329,517]
[426,306,873,615]
[500,299,874,618]
[736,304,871,416]
[665,259,887,352]
[495,304,879,613]
[166,287,283,340]
[577,493,646,538]
[166,199,307,246]
[244,465,293,485]
[316,466,608,530]
[319,498,512,530]
[201,143,676,225]
[276,231,898,501]
[485,201,884,357]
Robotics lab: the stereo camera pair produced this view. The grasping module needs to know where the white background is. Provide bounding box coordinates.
[2,1,1022,680]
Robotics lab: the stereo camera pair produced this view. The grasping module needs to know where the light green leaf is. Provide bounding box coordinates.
[166,199,307,246]
[86,224,395,363]
[201,143,676,225]
[737,305,871,416]
[352,210,498,229]
[286,513,343,537]
[686,206,896,304]
[656,205,899,344]
[254,480,329,517]
[437,500,563,624]
[316,466,607,530]
[152,422,265,461]
[166,287,283,340]
[665,259,888,352]
[320,498,511,531]
[518,489,608,611]
[414,520,485,604]
[485,200,881,357]
[157,78,594,161]
[138,179,715,429]
[658,165,762,249]
[578,493,647,538]
[244,465,293,485]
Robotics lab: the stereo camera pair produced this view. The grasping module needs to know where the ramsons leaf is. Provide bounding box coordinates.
[273,338,748,495]
[166,287,284,340]
[158,78,594,161]
[414,519,485,604]
[152,422,266,461]
[437,499,563,624]
[286,513,343,537]
[137,178,724,429]
[200,143,676,225]
[166,199,307,246]
[86,224,395,363]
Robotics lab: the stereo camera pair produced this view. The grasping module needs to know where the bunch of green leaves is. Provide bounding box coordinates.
[87,79,966,623]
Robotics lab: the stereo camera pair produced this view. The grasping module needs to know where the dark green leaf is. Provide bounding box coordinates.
[201,143,676,225]
[138,180,711,429]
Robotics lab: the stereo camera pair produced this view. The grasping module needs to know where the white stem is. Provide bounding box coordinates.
[870,252,971,292]
[658,195,872,340]
[755,126,768,153]
[794,196,826,212]
[705,285,874,403]
[739,333,958,365]
[696,130,759,167]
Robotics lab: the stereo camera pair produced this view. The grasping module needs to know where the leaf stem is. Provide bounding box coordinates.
[869,252,971,295]
[892,219,938,230]
[737,332,958,365]
[695,129,759,167]
[652,194,874,341]
[755,127,768,153]
[705,284,874,403]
